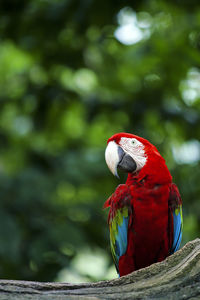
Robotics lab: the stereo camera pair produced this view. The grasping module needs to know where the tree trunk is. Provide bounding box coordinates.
[0,239,200,300]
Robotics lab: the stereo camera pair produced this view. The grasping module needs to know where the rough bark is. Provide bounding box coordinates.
[0,239,200,300]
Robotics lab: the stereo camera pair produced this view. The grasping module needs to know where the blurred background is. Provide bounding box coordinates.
[0,0,199,283]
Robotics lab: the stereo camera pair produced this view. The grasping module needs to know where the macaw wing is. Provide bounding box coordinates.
[169,183,183,254]
[109,206,129,274]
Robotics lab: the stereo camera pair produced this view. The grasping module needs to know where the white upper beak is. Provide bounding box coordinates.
[105,141,120,178]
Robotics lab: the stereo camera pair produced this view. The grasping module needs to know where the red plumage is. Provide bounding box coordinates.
[104,133,182,276]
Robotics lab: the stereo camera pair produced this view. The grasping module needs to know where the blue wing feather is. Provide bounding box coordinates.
[109,208,129,273]
[171,207,183,253]
[116,216,129,257]
[169,183,183,254]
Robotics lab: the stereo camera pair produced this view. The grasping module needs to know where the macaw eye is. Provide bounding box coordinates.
[132,140,135,144]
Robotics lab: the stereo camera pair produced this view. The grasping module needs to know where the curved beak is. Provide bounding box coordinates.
[105,141,137,178]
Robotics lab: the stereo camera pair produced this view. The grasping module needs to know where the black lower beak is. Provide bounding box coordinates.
[117,146,137,173]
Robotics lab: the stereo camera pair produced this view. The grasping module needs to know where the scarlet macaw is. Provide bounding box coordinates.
[104,133,183,277]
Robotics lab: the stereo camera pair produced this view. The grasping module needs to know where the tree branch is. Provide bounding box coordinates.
[0,239,200,300]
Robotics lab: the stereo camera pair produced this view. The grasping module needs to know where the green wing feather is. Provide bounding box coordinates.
[109,207,129,273]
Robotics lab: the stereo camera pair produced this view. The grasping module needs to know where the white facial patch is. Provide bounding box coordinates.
[119,137,147,171]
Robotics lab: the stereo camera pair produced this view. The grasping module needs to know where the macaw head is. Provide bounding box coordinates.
[105,132,161,178]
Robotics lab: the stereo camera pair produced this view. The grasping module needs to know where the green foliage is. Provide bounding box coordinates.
[0,0,199,282]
